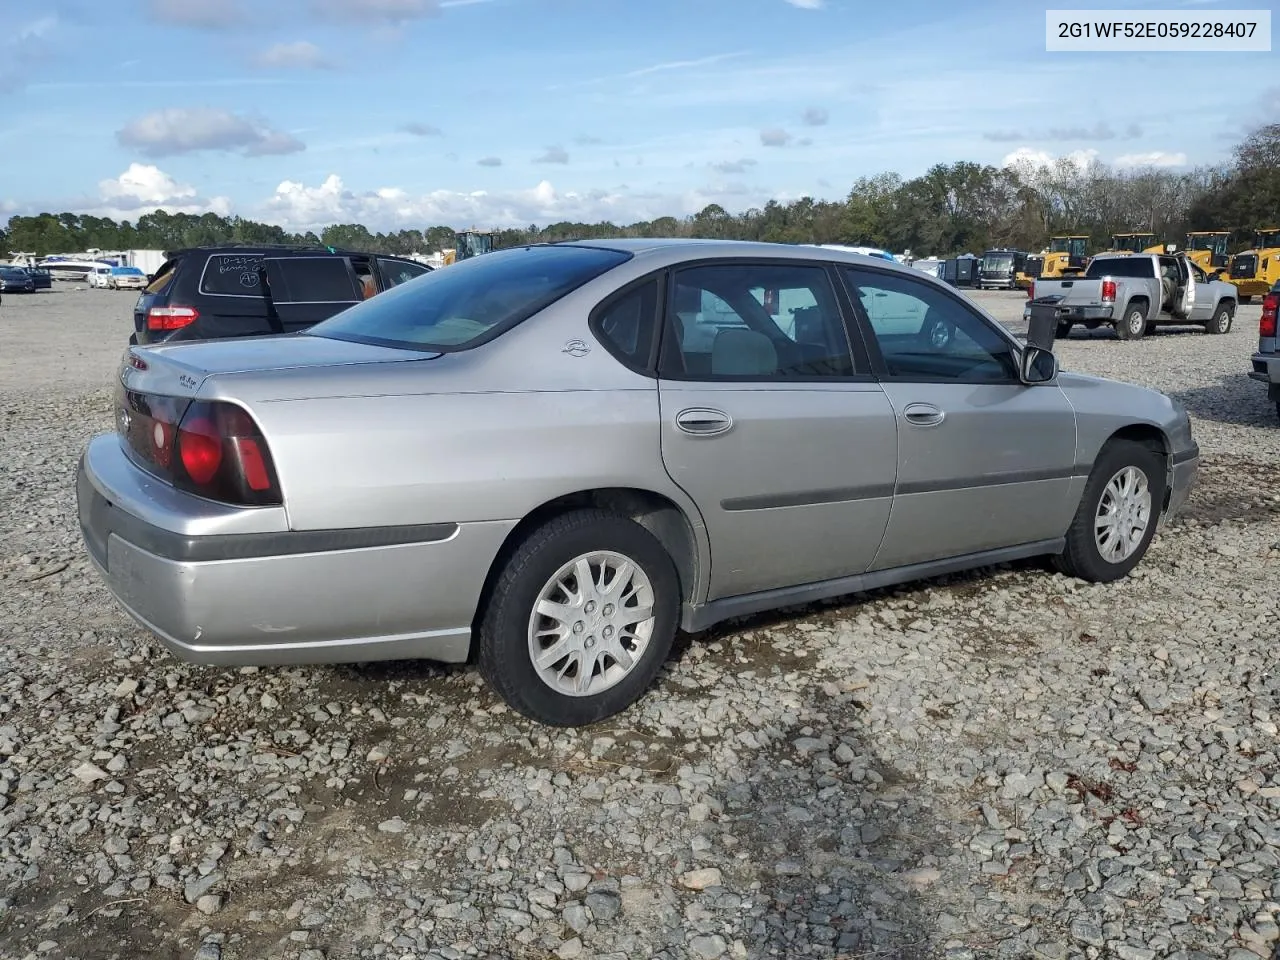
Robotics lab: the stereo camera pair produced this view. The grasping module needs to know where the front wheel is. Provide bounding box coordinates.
[1115,306,1147,340]
[477,509,680,727]
[1204,303,1233,335]
[1053,439,1167,583]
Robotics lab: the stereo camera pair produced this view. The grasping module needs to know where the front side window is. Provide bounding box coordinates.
[658,263,855,379]
[310,245,631,350]
[845,268,1017,382]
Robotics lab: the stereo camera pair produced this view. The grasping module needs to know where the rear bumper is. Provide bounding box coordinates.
[1161,445,1199,530]
[77,434,515,666]
[1022,303,1115,323]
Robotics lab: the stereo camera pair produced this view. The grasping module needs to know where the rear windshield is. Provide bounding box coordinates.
[1085,257,1155,279]
[308,245,632,351]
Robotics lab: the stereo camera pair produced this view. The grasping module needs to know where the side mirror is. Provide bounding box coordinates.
[1020,345,1058,384]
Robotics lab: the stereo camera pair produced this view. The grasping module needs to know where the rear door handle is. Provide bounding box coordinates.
[675,407,733,436]
[903,402,945,427]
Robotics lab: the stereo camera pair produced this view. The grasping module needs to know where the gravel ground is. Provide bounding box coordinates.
[1,285,1278,960]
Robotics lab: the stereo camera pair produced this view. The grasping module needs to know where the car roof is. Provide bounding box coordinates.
[558,237,918,274]
[168,244,424,262]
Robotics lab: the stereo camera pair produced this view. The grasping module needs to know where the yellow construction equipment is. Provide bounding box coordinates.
[1108,233,1166,254]
[442,229,497,266]
[1183,231,1231,275]
[1227,227,1280,302]
[1036,235,1091,279]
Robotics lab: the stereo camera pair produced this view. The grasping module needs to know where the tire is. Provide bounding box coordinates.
[477,509,680,726]
[1055,320,1073,339]
[1115,305,1147,340]
[1204,303,1233,335]
[1053,439,1167,583]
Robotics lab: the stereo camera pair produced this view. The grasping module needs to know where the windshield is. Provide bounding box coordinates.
[982,253,1014,271]
[114,267,144,275]
[309,245,632,351]
[1188,234,1226,253]
[1085,257,1156,279]
[1256,231,1280,249]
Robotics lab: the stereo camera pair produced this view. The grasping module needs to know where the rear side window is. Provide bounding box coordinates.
[378,258,430,289]
[268,257,360,303]
[200,254,267,296]
[1084,257,1155,279]
[309,245,632,351]
[144,259,178,295]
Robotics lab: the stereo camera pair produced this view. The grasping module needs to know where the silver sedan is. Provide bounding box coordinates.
[77,239,1199,726]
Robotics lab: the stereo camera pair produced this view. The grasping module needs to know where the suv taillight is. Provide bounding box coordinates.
[118,392,281,506]
[147,305,199,330]
[1262,294,1278,338]
[1028,281,1034,300]
[1101,279,1116,302]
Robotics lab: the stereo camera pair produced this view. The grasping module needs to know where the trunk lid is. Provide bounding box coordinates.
[122,332,438,398]
[1034,277,1105,307]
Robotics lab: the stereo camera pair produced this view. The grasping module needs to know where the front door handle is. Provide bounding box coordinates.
[903,402,945,427]
[675,407,733,436]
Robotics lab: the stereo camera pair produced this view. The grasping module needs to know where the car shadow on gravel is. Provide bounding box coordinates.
[1167,374,1279,428]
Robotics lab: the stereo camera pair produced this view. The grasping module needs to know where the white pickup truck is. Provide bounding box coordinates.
[1024,251,1238,340]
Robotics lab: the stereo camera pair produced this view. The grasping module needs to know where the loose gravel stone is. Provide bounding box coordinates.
[0,290,1276,959]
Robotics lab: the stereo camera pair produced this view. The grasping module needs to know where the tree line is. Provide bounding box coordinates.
[4,124,1277,261]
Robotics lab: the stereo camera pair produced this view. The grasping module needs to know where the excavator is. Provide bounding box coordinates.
[442,229,497,266]
[1183,231,1231,275]
[1021,235,1090,284]
[1107,233,1166,255]
[1227,227,1280,303]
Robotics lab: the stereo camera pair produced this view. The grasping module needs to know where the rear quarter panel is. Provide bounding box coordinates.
[199,280,709,545]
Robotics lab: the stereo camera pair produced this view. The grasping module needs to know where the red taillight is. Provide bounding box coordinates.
[1028,281,1035,300]
[177,416,223,484]
[147,305,199,330]
[1262,294,1279,338]
[1101,279,1116,302]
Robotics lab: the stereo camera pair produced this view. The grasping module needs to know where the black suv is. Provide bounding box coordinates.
[130,244,433,345]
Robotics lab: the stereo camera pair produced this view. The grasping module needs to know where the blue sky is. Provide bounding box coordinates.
[0,0,1275,232]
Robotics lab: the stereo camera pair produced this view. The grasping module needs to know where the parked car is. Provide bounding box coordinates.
[1247,279,1280,422]
[0,265,36,293]
[24,266,52,290]
[129,244,433,346]
[87,265,114,288]
[1027,251,1238,340]
[77,239,1199,726]
[106,266,149,290]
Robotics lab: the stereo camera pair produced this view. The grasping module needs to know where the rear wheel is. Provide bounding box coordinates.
[1053,440,1166,583]
[1115,306,1147,340]
[1204,303,1233,335]
[477,509,680,726]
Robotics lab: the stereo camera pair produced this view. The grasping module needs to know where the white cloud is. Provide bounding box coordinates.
[784,0,824,7]
[1114,151,1188,169]
[90,163,232,218]
[761,128,793,147]
[1001,146,1100,170]
[117,107,305,157]
[253,41,333,70]
[402,122,443,136]
[310,0,441,22]
[257,173,768,232]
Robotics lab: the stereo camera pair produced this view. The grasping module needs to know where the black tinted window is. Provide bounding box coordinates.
[1084,257,1156,279]
[658,263,856,379]
[272,258,359,303]
[594,279,659,365]
[200,254,267,295]
[378,258,430,289]
[309,245,631,350]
